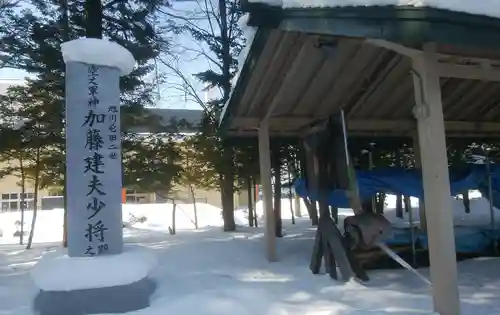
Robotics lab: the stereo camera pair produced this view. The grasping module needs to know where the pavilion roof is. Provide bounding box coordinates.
[220,3,500,138]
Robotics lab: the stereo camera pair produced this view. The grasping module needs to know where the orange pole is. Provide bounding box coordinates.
[121,188,126,203]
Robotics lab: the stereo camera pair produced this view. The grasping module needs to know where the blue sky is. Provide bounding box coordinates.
[0,1,215,110]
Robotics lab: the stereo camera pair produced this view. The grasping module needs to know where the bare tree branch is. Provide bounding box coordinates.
[158,57,213,116]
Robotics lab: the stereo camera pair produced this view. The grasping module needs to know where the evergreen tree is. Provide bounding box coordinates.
[0,0,19,66]
[161,0,244,231]
[122,132,182,197]
[0,0,172,245]
[176,135,219,228]
[0,84,59,248]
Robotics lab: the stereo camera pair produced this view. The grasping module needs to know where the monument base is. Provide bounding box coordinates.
[31,246,157,315]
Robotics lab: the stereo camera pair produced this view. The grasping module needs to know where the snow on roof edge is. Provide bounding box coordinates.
[247,0,500,20]
[220,14,257,126]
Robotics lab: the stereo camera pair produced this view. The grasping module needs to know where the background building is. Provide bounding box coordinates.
[0,80,247,211]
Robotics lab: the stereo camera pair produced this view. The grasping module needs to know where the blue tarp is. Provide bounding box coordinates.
[294,164,500,209]
[293,164,500,253]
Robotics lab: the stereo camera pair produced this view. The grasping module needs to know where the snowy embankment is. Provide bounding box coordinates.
[0,212,499,315]
[0,193,498,314]
[0,202,230,245]
[0,190,495,245]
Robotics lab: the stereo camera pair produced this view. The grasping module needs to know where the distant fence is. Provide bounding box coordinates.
[41,196,64,210]
[155,195,208,204]
[1,195,209,212]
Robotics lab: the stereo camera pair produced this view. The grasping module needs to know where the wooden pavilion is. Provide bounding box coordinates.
[219,3,500,315]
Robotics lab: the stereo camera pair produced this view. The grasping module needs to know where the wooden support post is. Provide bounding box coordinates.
[307,114,368,282]
[411,46,460,315]
[258,121,277,262]
[412,133,427,230]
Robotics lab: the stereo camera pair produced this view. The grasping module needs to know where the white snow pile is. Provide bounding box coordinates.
[0,209,65,244]
[1,208,500,315]
[122,202,230,230]
[231,13,258,88]
[30,245,157,291]
[61,38,136,76]
[0,202,228,245]
[247,0,500,19]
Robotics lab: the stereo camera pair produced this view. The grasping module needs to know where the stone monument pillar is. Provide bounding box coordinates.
[64,42,127,257]
[30,38,156,315]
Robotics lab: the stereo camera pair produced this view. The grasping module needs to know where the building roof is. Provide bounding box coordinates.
[220,3,500,139]
[0,80,203,133]
[128,108,204,133]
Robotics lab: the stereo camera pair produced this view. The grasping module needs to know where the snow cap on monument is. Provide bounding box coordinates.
[61,38,136,76]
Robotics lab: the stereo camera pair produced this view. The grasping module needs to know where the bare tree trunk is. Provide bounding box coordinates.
[462,190,470,213]
[218,0,231,98]
[170,201,176,235]
[287,167,295,224]
[396,193,403,218]
[291,158,302,218]
[404,195,411,214]
[218,0,235,232]
[220,172,236,231]
[376,193,385,214]
[253,182,258,228]
[26,148,41,249]
[247,177,254,227]
[19,158,25,245]
[63,184,68,247]
[272,149,283,237]
[188,184,198,229]
[85,0,103,38]
[220,146,236,231]
[395,149,404,218]
[61,0,69,249]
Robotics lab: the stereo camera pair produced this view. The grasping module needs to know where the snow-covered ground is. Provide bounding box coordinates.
[0,194,500,314]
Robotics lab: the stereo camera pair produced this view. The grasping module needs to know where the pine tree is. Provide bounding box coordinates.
[176,135,219,229]
[161,0,244,231]
[0,0,172,245]
[122,132,182,197]
[0,0,19,66]
[0,84,59,248]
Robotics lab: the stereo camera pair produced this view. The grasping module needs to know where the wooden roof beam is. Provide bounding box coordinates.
[349,119,500,133]
[367,39,500,81]
[367,39,500,65]
[260,37,315,124]
[233,116,500,134]
[437,63,500,81]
